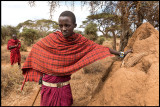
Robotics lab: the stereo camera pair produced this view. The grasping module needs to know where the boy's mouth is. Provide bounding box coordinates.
[62,32,69,37]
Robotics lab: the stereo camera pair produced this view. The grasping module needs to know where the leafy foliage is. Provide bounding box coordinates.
[74,30,84,35]
[85,13,121,38]
[17,19,59,38]
[20,28,39,46]
[95,36,106,45]
[84,22,98,41]
[1,25,19,44]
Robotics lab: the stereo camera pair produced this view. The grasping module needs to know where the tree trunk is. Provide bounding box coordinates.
[119,1,134,52]
[119,17,126,51]
[112,31,116,50]
[137,9,144,28]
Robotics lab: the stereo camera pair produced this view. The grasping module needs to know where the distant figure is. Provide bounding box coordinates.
[7,34,21,68]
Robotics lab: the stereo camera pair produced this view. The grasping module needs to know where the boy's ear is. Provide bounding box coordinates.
[74,24,77,28]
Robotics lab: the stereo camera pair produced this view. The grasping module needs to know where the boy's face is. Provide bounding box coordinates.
[58,16,77,38]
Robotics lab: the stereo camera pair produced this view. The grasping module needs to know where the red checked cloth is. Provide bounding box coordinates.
[7,39,21,65]
[21,31,113,90]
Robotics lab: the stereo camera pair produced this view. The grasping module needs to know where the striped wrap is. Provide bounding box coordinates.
[21,31,113,90]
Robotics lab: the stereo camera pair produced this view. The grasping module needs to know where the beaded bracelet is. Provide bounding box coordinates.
[119,51,124,58]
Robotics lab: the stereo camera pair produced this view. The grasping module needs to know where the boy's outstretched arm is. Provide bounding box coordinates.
[109,48,132,57]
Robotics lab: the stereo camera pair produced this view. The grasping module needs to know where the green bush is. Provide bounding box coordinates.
[95,36,106,45]
[1,25,19,45]
[20,43,27,52]
[84,34,98,41]
[1,36,12,45]
[20,28,39,46]
[84,22,98,41]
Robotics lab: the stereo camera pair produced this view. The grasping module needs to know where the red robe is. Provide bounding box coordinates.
[21,31,113,90]
[40,74,72,106]
[21,31,114,106]
[7,39,21,65]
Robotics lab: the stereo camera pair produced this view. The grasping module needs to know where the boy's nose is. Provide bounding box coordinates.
[62,26,66,31]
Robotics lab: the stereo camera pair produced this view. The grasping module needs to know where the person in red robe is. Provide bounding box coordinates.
[21,11,132,106]
[7,34,21,68]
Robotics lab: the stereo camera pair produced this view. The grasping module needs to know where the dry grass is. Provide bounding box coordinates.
[1,44,34,99]
[1,64,22,97]
[1,64,36,99]
[83,60,106,74]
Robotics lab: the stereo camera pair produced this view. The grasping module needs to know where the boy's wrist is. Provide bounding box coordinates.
[119,51,125,58]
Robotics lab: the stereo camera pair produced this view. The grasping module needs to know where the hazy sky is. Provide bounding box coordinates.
[2,1,101,34]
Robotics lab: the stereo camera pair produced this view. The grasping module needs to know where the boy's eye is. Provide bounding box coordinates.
[65,24,71,27]
[59,25,62,28]
[59,24,71,28]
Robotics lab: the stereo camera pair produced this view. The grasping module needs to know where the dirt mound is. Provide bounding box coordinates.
[87,22,159,106]
[71,56,115,106]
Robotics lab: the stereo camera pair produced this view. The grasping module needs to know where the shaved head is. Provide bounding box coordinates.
[59,11,76,24]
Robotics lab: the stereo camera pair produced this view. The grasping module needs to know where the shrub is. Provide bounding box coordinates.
[1,65,24,97]
[84,22,98,41]
[20,28,39,46]
[95,36,106,45]
[20,44,27,52]
[1,25,19,45]
[84,34,97,41]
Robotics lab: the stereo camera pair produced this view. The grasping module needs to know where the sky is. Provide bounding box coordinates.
[2,1,103,35]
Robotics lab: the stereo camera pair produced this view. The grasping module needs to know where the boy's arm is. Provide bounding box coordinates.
[109,48,132,57]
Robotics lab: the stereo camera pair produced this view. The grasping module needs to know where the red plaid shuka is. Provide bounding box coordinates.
[21,31,113,90]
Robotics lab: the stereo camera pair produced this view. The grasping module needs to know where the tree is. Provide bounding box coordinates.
[116,1,134,51]
[35,19,59,32]
[16,20,35,30]
[95,36,105,45]
[20,28,38,46]
[116,1,159,51]
[28,1,115,19]
[74,29,84,35]
[84,22,98,41]
[28,1,159,51]
[17,19,59,38]
[139,1,159,28]
[34,19,59,37]
[106,25,121,50]
[86,13,120,37]
[1,25,19,44]
[84,13,121,50]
